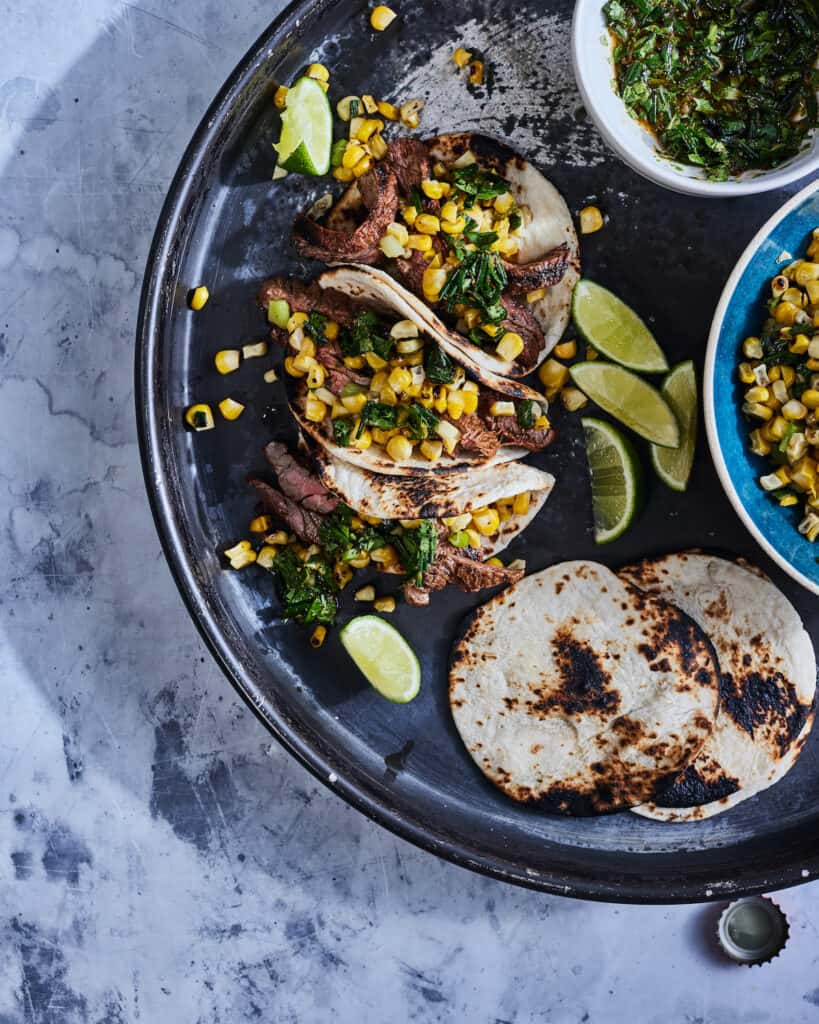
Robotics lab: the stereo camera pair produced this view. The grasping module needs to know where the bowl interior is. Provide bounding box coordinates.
[572,0,819,192]
[711,187,819,593]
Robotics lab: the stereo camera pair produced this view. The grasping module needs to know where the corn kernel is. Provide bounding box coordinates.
[539,358,569,390]
[415,214,441,235]
[388,367,413,393]
[374,596,396,613]
[310,625,327,648]
[579,206,604,234]
[743,401,773,421]
[336,95,360,121]
[780,494,799,507]
[407,233,432,252]
[370,5,397,30]
[215,349,241,374]
[365,351,388,370]
[341,392,367,414]
[371,544,398,566]
[304,395,327,423]
[218,397,244,421]
[526,286,547,303]
[355,427,373,450]
[421,179,448,200]
[355,585,376,602]
[379,385,397,406]
[447,391,466,420]
[376,100,399,120]
[402,205,418,227]
[224,540,256,570]
[783,399,808,420]
[742,336,763,359]
[790,334,810,354]
[274,85,289,109]
[387,435,413,462]
[745,386,770,404]
[352,154,374,178]
[441,216,467,234]
[420,439,443,462]
[494,191,515,215]
[749,429,772,456]
[489,400,516,416]
[356,118,384,143]
[249,516,271,534]
[496,332,524,362]
[465,528,482,549]
[462,389,478,414]
[334,562,353,588]
[185,403,214,431]
[306,62,329,82]
[453,47,472,68]
[802,389,819,409]
[190,285,209,310]
[737,362,756,384]
[775,301,800,326]
[486,557,504,568]
[468,60,485,86]
[256,545,277,570]
[307,363,327,390]
[472,507,500,536]
[561,387,588,412]
[399,99,424,128]
[554,339,577,360]
[422,265,448,300]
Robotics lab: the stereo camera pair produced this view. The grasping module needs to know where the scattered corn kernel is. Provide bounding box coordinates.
[215,349,240,374]
[218,397,244,421]
[561,387,588,412]
[377,99,399,120]
[468,60,485,86]
[554,339,577,360]
[386,435,413,462]
[453,47,472,68]
[399,99,424,129]
[306,63,329,82]
[374,596,396,613]
[310,625,327,648]
[190,285,209,310]
[496,331,524,362]
[355,585,376,602]
[370,4,396,31]
[539,358,569,390]
[579,206,604,234]
[224,540,256,570]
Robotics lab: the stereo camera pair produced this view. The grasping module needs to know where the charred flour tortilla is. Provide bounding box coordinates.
[619,552,816,822]
[449,561,720,815]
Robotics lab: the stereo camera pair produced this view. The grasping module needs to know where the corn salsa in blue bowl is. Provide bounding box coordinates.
[706,179,819,595]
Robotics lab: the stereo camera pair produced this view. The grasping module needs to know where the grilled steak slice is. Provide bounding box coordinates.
[403,540,523,605]
[263,442,339,515]
[383,137,432,200]
[499,294,545,371]
[451,413,500,460]
[257,278,357,326]
[502,243,571,294]
[248,478,326,545]
[292,164,399,264]
[478,395,556,451]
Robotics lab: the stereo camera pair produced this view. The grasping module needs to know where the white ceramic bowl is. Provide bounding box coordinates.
[571,0,819,197]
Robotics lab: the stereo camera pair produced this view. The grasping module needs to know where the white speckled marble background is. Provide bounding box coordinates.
[2,1,819,1020]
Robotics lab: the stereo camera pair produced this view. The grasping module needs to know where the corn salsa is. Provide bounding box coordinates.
[739,226,819,542]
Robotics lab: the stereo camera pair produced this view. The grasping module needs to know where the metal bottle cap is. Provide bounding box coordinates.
[717,896,789,966]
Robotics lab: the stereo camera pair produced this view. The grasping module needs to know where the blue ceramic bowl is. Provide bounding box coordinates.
[706,179,819,595]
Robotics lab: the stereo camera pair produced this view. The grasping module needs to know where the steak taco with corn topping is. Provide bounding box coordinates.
[258,271,555,477]
[291,132,579,379]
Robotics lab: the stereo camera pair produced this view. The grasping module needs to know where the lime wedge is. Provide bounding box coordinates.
[572,279,669,373]
[274,76,332,176]
[340,615,421,703]
[651,360,698,491]
[581,417,645,544]
[569,361,680,448]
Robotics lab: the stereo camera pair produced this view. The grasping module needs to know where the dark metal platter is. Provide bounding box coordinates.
[136,0,819,903]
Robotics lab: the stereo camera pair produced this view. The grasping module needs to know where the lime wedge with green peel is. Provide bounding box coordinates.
[572,279,669,373]
[340,615,421,703]
[273,76,333,176]
[569,361,680,448]
[581,417,645,544]
[651,360,698,492]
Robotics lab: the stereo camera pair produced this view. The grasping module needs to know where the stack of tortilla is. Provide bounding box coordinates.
[449,552,815,819]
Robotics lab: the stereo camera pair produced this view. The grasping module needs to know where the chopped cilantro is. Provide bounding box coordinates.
[319,505,387,562]
[451,163,510,200]
[356,401,399,437]
[405,403,440,441]
[333,418,353,447]
[393,520,438,585]
[516,399,537,429]
[424,344,455,384]
[271,546,338,624]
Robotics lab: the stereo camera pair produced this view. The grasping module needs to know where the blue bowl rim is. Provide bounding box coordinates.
[705,177,819,596]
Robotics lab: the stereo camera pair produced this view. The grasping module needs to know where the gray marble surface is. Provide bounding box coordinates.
[2,1,819,1021]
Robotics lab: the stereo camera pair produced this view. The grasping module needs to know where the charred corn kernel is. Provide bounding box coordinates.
[539,358,569,390]
[433,386,448,414]
[374,596,396,613]
[386,435,413,462]
[215,349,241,374]
[738,362,756,384]
[333,166,355,182]
[745,386,770,404]
[799,512,819,541]
[472,507,500,535]
[307,363,327,389]
[436,418,461,454]
[388,367,413,393]
[422,265,448,300]
[356,118,384,143]
[218,397,244,421]
[775,301,800,325]
[263,368,278,384]
[802,389,819,409]
[334,561,353,588]
[365,351,388,370]
[526,286,547,303]
[304,395,327,423]
[772,379,789,404]
[190,285,209,310]
[554,339,577,360]
[256,545,277,570]
[765,416,788,441]
[793,457,817,493]
[357,94,377,115]
[185,403,214,431]
[309,625,327,648]
[415,214,440,235]
[789,334,810,354]
[242,341,268,360]
[336,95,360,121]
[496,332,524,362]
[743,401,773,421]
[422,179,449,200]
[788,433,808,463]
[447,391,466,420]
[407,233,432,253]
[371,544,399,567]
[376,99,399,120]
[264,530,289,546]
[292,351,316,374]
[441,216,467,235]
[370,4,396,30]
[510,492,530,517]
[579,206,604,234]
[419,439,443,462]
[341,392,367,414]
[489,400,516,416]
[224,540,256,569]
[399,99,424,128]
[249,516,272,534]
[274,86,289,109]
[453,46,472,67]
[783,399,808,420]
[468,60,485,85]
[743,336,763,359]
[753,363,770,386]
[306,62,329,82]
[352,154,374,178]
[749,429,772,456]
[355,427,373,450]
[493,191,514,215]
[461,389,479,414]
[772,275,789,298]
[287,311,309,333]
[355,585,376,602]
[561,387,588,412]
[465,527,482,549]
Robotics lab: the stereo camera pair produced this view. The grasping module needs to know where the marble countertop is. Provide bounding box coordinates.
[2,0,818,1020]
